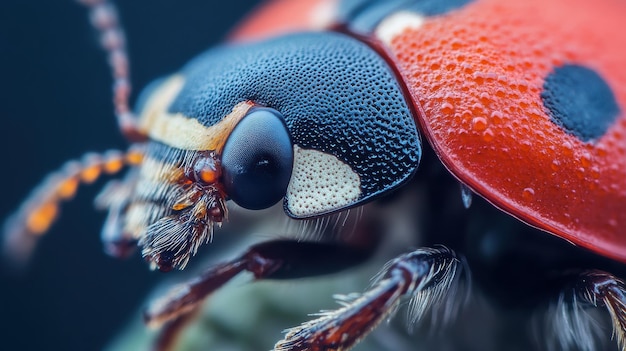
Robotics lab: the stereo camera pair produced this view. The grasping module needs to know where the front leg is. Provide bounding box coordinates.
[143,238,379,351]
[275,246,461,351]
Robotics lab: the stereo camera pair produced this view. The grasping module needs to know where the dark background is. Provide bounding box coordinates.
[0,1,260,350]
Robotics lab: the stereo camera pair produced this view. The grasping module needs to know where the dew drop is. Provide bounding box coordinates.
[491,111,504,123]
[472,117,488,131]
[483,128,495,142]
[441,102,454,114]
[461,110,473,121]
[460,183,473,209]
[522,187,535,201]
[562,141,573,150]
[580,152,592,167]
[561,141,574,156]
[517,82,529,93]
[551,160,560,171]
[479,92,491,105]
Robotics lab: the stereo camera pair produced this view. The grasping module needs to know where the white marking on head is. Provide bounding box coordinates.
[286,146,361,218]
[375,11,426,46]
[138,75,251,151]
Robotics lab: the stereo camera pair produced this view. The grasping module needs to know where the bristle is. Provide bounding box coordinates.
[407,253,466,330]
[275,246,460,351]
[578,271,626,351]
[132,143,227,271]
[537,270,626,351]
[95,170,140,258]
[538,293,604,351]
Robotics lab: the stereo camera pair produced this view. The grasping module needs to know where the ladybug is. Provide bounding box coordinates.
[3,0,626,350]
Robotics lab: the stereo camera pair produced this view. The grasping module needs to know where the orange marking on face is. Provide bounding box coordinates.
[27,203,58,235]
[172,203,191,211]
[199,169,218,184]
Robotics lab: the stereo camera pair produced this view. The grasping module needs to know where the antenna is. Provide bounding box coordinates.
[77,0,145,140]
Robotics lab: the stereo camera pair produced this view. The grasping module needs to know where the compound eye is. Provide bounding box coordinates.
[221,107,293,210]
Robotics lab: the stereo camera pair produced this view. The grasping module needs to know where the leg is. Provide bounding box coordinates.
[152,309,202,351]
[94,170,140,258]
[275,246,461,351]
[577,270,626,350]
[145,239,377,329]
[542,270,626,351]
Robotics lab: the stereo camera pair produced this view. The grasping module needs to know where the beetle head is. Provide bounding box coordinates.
[127,32,421,271]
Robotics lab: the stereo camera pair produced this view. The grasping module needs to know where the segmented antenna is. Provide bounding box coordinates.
[77,0,145,140]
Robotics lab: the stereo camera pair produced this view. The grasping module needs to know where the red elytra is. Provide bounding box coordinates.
[230,0,336,43]
[232,0,626,263]
[388,0,626,263]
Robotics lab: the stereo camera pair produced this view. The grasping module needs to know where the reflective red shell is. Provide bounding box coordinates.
[383,0,626,263]
[230,0,336,43]
[233,0,626,262]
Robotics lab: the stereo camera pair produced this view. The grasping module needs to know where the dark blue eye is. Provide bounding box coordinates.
[221,107,293,210]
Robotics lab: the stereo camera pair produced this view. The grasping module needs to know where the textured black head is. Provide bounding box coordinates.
[169,32,420,218]
[541,64,620,142]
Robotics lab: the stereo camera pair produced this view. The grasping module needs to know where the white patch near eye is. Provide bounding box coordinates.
[375,11,426,46]
[286,146,361,218]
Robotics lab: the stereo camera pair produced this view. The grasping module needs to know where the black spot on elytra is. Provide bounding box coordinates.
[339,0,474,32]
[541,64,620,142]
